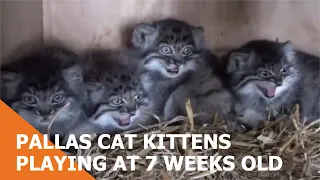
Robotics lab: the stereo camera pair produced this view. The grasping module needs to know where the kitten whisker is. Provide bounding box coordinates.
[2,47,86,139]
[47,101,70,139]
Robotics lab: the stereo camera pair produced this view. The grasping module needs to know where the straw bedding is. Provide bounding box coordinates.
[74,104,320,180]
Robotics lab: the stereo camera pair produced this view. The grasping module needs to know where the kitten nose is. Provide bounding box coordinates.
[175,62,182,66]
[275,80,282,86]
[124,105,136,113]
[270,76,282,86]
[274,77,282,86]
[169,58,182,66]
[38,108,55,117]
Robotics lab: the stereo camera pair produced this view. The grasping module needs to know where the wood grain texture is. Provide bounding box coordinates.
[43,0,320,56]
[1,0,319,63]
[1,1,43,64]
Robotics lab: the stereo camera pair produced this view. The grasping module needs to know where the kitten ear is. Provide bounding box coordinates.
[282,41,296,62]
[192,26,205,49]
[84,82,104,103]
[227,52,253,73]
[1,71,20,82]
[1,71,21,99]
[62,65,83,87]
[132,23,157,50]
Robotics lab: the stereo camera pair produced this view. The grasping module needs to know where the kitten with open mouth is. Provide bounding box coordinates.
[89,105,134,130]
[257,84,277,98]
[167,64,180,74]
[225,40,301,128]
[119,113,132,125]
[132,19,205,116]
[65,53,158,139]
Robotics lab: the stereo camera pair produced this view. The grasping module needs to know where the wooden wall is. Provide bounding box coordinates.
[1,1,43,64]
[43,0,320,56]
[1,0,319,64]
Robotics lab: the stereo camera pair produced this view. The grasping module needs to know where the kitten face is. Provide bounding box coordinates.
[1,46,85,135]
[12,86,78,126]
[227,41,300,103]
[87,71,152,130]
[6,65,84,135]
[132,19,205,79]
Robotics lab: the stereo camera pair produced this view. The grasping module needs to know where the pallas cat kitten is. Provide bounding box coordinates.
[0,47,87,138]
[131,18,206,116]
[225,40,301,128]
[297,52,320,122]
[67,53,157,138]
[164,49,234,125]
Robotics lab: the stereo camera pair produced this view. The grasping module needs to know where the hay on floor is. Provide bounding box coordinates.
[75,105,320,180]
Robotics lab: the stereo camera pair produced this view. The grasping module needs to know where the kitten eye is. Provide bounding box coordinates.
[258,70,272,77]
[110,98,123,106]
[280,67,289,75]
[23,96,37,105]
[160,46,172,54]
[134,94,144,102]
[182,47,193,56]
[52,94,64,104]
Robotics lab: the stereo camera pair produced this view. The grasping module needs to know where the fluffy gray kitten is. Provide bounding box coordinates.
[66,53,157,139]
[297,52,320,122]
[131,18,206,116]
[0,47,87,139]
[164,52,234,125]
[225,40,301,128]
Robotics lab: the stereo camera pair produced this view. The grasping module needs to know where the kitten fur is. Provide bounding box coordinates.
[0,47,87,138]
[132,18,206,116]
[68,54,157,138]
[224,40,301,128]
[297,52,320,122]
[164,52,234,125]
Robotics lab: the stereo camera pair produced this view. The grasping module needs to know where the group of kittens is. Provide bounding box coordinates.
[1,19,319,143]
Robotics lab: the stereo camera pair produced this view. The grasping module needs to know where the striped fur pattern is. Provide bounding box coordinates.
[68,62,156,138]
[225,40,301,128]
[164,51,234,125]
[297,52,320,122]
[132,19,206,114]
[0,47,87,138]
